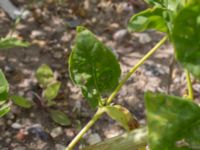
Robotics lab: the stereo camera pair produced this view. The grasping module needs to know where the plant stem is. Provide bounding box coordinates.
[106,35,168,105]
[185,69,193,100]
[66,108,105,150]
[81,127,148,150]
[66,35,168,150]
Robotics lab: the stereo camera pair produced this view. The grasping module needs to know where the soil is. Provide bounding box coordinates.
[0,0,200,150]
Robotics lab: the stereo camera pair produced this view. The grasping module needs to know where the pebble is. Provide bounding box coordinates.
[30,30,44,39]
[55,144,65,150]
[11,123,23,129]
[86,133,102,145]
[7,120,13,125]
[138,33,152,44]
[5,138,11,144]
[50,127,63,138]
[53,51,63,59]
[113,29,129,42]
[5,131,11,137]
[65,128,75,138]
[13,146,26,150]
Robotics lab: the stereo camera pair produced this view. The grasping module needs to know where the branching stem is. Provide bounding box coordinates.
[66,108,104,150]
[106,35,168,104]
[66,35,168,150]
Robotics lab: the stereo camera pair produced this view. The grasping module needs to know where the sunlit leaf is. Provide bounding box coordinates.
[144,0,185,11]
[0,104,10,117]
[0,69,9,101]
[0,37,29,49]
[172,4,200,79]
[128,7,168,32]
[69,26,121,107]
[50,110,71,126]
[11,95,32,108]
[43,81,61,101]
[35,64,55,88]
[104,105,139,131]
[145,92,200,149]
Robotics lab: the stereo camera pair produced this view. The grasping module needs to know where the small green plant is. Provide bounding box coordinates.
[35,64,71,126]
[36,64,61,106]
[0,38,71,126]
[0,37,31,117]
[66,0,200,150]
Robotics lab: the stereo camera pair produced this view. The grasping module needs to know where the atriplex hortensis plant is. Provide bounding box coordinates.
[67,0,200,150]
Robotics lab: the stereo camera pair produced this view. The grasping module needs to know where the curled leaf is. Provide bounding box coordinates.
[128,7,168,32]
[104,105,139,131]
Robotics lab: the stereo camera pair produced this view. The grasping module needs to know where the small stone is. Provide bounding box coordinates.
[55,144,65,150]
[7,120,12,125]
[30,113,35,118]
[5,138,11,144]
[16,129,26,141]
[5,131,11,137]
[30,30,44,39]
[11,123,22,129]
[113,29,129,42]
[13,146,26,150]
[53,51,63,59]
[0,118,5,126]
[65,128,75,138]
[86,133,102,145]
[7,113,15,120]
[138,33,152,44]
[50,127,63,138]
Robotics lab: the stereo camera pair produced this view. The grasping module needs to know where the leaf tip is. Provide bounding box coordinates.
[76,26,87,33]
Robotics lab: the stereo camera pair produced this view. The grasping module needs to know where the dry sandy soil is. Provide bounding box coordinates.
[0,0,200,150]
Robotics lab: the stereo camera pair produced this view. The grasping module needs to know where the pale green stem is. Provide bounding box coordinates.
[66,35,168,150]
[106,35,168,105]
[66,108,105,150]
[185,69,193,100]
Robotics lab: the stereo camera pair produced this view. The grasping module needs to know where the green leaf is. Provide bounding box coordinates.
[50,110,71,126]
[11,95,32,108]
[69,26,121,107]
[35,64,55,88]
[145,0,184,11]
[43,81,61,101]
[128,7,168,32]
[0,69,9,101]
[145,92,200,150]
[104,105,139,131]
[0,104,10,117]
[172,4,200,79]
[0,37,29,49]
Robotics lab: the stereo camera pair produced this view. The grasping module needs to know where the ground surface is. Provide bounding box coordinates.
[1,0,200,150]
